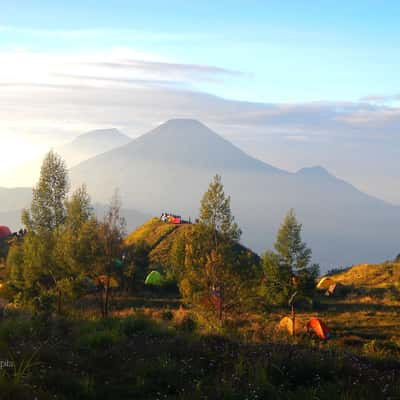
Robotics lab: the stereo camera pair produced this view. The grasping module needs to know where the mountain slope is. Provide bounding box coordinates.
[59,128,131,167]
[125,217,259,270]
[70,119,400,269]
[330,262,400,289]
[0,128,131,188]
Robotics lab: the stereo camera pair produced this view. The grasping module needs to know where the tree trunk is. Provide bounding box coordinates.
[219,285,224,325]
[104,278,110,318]
[57,289,62,314]
[99,290,105,318]
[291,303,296,337]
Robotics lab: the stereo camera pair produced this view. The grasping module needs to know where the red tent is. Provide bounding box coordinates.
[0,226,11,239]
[306,317,330,340]
[171,216,181,224]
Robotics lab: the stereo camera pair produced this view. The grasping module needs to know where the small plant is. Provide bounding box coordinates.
[161,310,174,321]
[3,348,41,386]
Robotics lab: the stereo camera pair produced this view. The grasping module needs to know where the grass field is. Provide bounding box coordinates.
[0,260,399,399]
[0,299,399,400]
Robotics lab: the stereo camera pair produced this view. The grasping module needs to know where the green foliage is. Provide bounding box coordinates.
[123,239,150,287]
[274,209,311,270]
[91,191,126,317]
[22,150,69,232]
[262,250,292,305]
[168,232,186,280]
[64,184,94,232]
[7,243,25,292]
[7,184,101,314]
[6,162,127,317]
[262,209,319,306]
[199,174,241,243]
[181,175,259,321]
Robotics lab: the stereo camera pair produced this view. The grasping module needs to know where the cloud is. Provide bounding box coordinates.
[1,48,400,203]
[89,60,244,79]
[0,49,244,94]
[359,94,400,103]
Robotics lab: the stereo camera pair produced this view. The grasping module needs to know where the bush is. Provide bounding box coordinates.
[161,310,174,321]
[120,314,167,337]
[78,328,122,350]
[175,314,197,333]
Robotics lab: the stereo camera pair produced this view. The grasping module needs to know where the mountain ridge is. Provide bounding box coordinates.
[73,119,285,173]
[69,119,400,269]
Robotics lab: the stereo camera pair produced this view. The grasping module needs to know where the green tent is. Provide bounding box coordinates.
[113,258,124,269]
[145,270,164,286]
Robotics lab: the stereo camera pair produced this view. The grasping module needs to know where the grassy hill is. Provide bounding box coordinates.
[125,217,192,267]
[330,262,400,289]
[125,217,259,270]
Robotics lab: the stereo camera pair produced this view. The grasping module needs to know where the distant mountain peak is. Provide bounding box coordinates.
[121,118,283,172]
[297,165,332,177]
[72,128,130,144]
[162,118,204,126]
[145,118,219,142]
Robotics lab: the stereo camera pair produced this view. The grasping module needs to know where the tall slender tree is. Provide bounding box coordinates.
[199,174,241,246]
[94,191,126,317]
[22,150,69,232]
[181,175,257,322]
[8,151,70,313]
[262,209,319,306]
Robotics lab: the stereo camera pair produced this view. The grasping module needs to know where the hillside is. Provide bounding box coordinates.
[330,262,400,289]
[70,118,400,269]
[125,217,259,269]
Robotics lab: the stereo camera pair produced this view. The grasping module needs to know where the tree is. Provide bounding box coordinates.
[181,175,257,323]
[8,151,70,313]
[64,185,93,232]
[22,150,69,232]
[274,209,312,271]
[123,240,150,293]
[93,192,126,317]
[52,186,97,312]
[262,209,319,306]
[261,250,292,306]
[199,174,241,245]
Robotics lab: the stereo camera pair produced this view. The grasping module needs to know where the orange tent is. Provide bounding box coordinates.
[306,317,330,340]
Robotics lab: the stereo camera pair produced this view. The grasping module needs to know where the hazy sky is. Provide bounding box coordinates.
[1,1,400,203]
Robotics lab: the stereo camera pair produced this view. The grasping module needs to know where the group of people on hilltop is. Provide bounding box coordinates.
[160,213,193,225]
[160,213,182,224]
[13,229,27,239]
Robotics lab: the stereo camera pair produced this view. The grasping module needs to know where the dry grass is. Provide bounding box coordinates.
[124,217,180,248]
[331,262,400,288]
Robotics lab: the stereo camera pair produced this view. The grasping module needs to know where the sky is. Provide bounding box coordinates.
[1,1,400,203]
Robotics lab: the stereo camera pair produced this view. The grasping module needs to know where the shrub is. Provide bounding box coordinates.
[175,314,197,333]
[161,310,174,321]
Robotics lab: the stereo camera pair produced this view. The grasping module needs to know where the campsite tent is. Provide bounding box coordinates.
[306,317,330,340]
[145,270,164,286]
[0,226,11,240]
[113,258,124,269]
[316,276,336,290]
[277,316,305,336]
